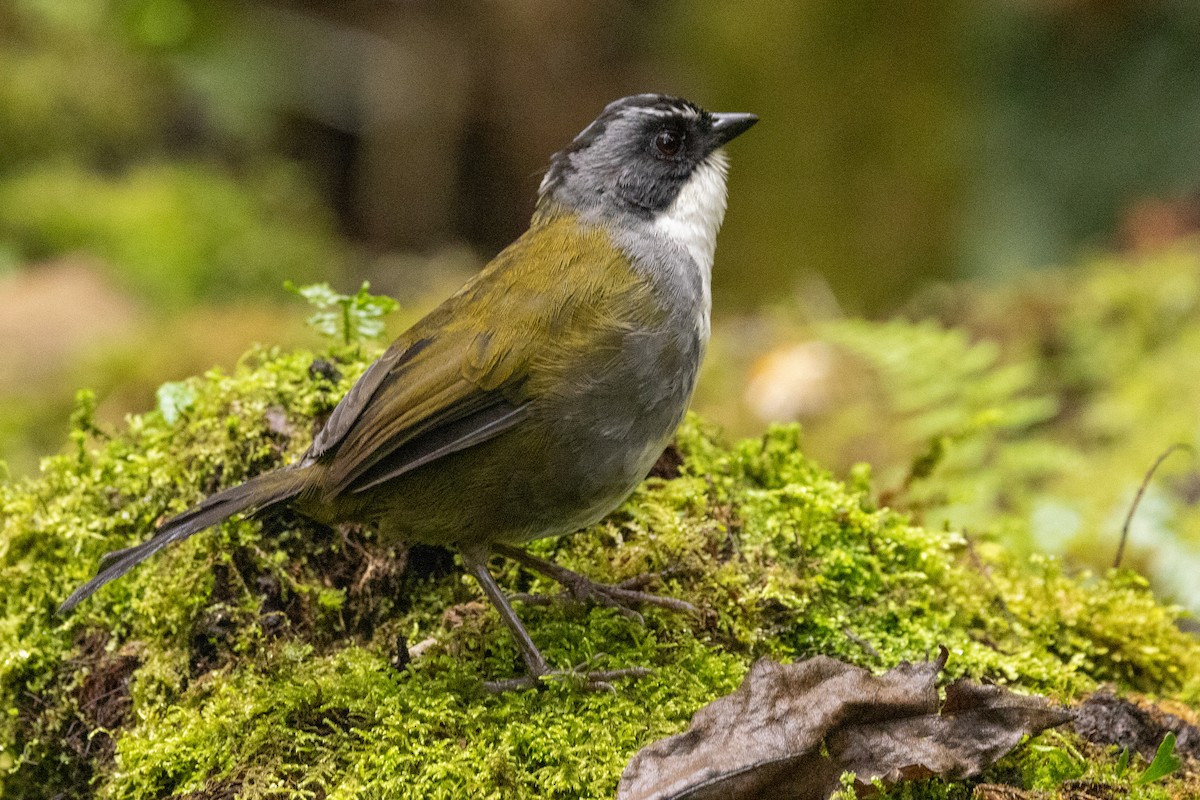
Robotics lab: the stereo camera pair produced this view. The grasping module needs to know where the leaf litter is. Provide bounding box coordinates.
[619,648,1072,800]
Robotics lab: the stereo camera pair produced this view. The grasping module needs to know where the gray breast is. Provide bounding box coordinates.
[614,221,711,360]
[527,224,709,522]
[599,223,711,463]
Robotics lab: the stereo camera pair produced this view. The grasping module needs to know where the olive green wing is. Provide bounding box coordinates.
[310,331,529,497]
[306,293,533,498]
[305,218,631,498]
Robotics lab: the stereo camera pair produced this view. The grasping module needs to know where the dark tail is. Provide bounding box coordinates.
[59,467,309,613]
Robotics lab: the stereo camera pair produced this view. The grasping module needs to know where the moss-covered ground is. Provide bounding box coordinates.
[1,340,1199,798]
[696,240,1200,620]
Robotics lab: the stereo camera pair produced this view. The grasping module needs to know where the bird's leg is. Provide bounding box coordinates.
[460,544,653,692]
[493,543,698,625]
[459,544,549,681]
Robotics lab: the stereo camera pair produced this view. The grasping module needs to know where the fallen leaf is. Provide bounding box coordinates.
[1055,780,1127,800]
[972,784,1046,800]
[618,649,1071,800]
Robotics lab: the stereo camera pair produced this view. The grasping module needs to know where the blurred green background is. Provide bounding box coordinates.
[5,1,1200,607]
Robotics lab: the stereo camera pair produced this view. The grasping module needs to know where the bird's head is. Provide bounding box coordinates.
[536,94,757,249]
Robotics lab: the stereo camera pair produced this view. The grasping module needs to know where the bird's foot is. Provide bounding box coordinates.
[510,570,696,625]
[484,658,652,693]
[495,543,697,624]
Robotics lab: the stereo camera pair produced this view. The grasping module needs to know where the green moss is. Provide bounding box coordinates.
[852,241,1200,614]
[1,345,1198,798]
[694,240,1200,623]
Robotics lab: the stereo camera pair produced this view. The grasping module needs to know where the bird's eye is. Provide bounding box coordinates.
[654,128,683,157]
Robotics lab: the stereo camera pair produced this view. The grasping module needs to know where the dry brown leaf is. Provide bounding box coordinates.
[971,784,1046,800]
[619,650,1071,800]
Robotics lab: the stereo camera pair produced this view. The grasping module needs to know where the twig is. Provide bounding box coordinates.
[1114,443,1194,569]
[842,627,881,660]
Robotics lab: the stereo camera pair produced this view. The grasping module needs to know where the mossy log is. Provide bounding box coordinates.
[1,345,1198,799]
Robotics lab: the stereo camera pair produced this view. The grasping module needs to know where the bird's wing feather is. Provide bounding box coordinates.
[306,217,639,498]
[307,336,434,460]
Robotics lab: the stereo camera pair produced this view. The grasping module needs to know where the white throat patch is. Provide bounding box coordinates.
[652,149,729,337]
[654,149,730,275]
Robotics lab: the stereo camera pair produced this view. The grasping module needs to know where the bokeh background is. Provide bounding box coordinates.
[5,0,1200,609]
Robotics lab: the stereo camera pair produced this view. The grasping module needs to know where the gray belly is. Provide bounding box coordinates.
[507,320,704,541]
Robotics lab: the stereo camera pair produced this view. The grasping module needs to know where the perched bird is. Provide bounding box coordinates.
[61,94,757,689]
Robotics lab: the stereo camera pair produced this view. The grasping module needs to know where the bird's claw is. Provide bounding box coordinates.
[510,570,698,625]
[483,664,652,693]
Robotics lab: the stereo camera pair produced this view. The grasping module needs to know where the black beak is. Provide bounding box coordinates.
[710,112,758,145]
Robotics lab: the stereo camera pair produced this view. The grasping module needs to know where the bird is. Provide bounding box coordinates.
[61,93,757,690]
